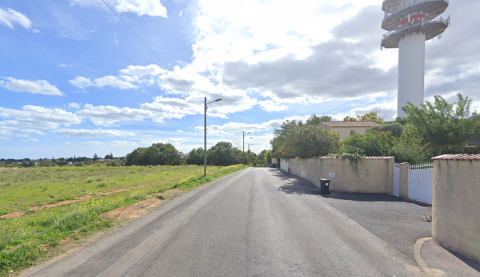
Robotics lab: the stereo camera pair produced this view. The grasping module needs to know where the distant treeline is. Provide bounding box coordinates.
[126,142,272,167]
[0,153,123,168]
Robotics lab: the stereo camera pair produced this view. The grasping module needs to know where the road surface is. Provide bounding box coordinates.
[24,168,423,276]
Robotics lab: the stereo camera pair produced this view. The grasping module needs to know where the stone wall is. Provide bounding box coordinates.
[280,157,394,194]
[432,155,480,264]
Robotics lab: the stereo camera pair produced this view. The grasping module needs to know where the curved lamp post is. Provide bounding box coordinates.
[204,97,222,177]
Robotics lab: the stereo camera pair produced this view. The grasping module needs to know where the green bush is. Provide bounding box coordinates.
[366,123,403,137]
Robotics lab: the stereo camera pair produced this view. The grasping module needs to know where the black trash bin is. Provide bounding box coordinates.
[320,179,331,195]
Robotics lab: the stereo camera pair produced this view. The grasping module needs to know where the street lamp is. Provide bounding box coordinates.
[243,131,252,167]
[204,97,222,177]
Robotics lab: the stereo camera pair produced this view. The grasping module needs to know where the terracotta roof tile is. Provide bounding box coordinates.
[320,121,381,128]
[432,154,480,161]
[320,156,394,160]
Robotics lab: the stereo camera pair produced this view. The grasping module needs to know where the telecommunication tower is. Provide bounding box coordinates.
[381,0,450,117]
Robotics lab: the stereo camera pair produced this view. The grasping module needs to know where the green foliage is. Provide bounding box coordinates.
[402,93,478,155]
[264,150,272,164]
[126,143,182,166]
[274,123,340,159]
[340,131,431,164]
[343,111,385,124]
[186,148,204,166]
[207,142,242,166]
[366,123,403,137]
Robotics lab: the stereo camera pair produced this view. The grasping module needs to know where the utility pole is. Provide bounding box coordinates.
[243,131,245,167]
[204,97,207,177]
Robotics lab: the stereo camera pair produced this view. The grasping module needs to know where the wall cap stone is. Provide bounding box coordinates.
[432,154,480,161]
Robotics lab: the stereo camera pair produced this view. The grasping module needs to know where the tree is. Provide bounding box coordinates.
[264,150,272,164]
[366,123,403,137]
[207,142,241,166]
[93,153,99,161]
[279,124,340,159]
[356,111,385,124]
[402,93,478,156]
[343,116,358,122]
[257,150,267,166]
[343,112,385,124]
[186,148,204,165]
[105,153,114,159]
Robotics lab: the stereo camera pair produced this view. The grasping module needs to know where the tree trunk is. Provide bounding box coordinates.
[435,145,443,156]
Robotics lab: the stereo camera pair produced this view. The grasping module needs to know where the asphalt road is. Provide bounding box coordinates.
[24,168,424,277]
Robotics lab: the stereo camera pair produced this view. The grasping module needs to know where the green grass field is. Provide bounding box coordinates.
[0,164,246,276]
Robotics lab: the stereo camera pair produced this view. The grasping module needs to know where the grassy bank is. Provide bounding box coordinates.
[0,164,247,276]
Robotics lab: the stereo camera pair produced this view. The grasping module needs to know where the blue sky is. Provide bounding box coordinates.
[1,0,479,159]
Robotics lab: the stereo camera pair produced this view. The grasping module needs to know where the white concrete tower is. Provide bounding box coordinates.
[381,0,450,118]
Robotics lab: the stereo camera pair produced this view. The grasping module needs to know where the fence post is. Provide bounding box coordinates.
[399,162,409,199]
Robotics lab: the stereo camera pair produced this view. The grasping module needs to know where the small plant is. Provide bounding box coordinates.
[97,183,107,188]
[86,179,93,183]
[96,178,103,182]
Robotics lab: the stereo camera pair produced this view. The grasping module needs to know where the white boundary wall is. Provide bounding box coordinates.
[280,157,394,194]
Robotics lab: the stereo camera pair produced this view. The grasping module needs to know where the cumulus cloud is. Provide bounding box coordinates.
[0,130,12,136]
[1,78,63,96]
[54,128,135,138]
[258,100,288,112]
[109,140,138,146]
[68,103,81,109]
[70,0,167,17]
[22,138,38,142]
[78,104,154,126]
[69,76,138,90]
[0,8,39,32]
[0,106,82,129]
[119,64,165,77]
[20,129,47,135]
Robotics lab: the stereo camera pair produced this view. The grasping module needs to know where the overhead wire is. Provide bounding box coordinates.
[101,0,200,95]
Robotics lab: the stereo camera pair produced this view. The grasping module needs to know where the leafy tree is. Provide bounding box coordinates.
[93,153,99,161]
[207,142,241,166]
[343,115,358,122]
[279,124,340,159]
[402,93,478,156]
[366,123,403,137]
[264,150,272,164]
[343,112,384,124]
[256,150,267,166]
[340,131,430,164]
[105,153,114,159]
[357,111,384,124]
[305,114,332,125]
[271,120,299,158]
[186,147,204,165]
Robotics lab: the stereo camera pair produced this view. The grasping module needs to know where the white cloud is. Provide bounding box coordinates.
[0,130,12,136]
[16,133,30,138]
[54,128,135,138]
[0,8,39,32]
[81,141,105,146]
[20,129,47,135]
[70,0,168,17]
[69,76,138,90]
[59,64,68,67]
[109,140,138,146]
[258,100,288,112]
[177,130,183,132]
[22,138,38,142]
[1,78,63,96]
[68,103,81,109]
[78,104,154,126]
[179,11,182,17]
[119,64,165,77]
[0,106,82,129]
[114,32,118,45]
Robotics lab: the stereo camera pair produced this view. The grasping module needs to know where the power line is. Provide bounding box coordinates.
[101,0,200,95]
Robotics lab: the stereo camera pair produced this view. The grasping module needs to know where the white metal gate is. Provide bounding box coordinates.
[408,163,433,204]
[393,163,400,196]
